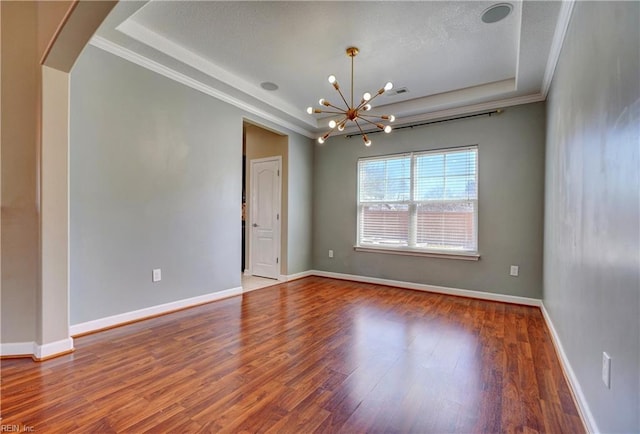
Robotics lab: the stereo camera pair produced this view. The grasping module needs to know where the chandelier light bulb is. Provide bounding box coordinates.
[364,136,372,146]
[318,137,325,144]
[328,75,336,84]
[364,104,372,111]
[389,115,396,122]
[384,82,394,91]
[329,120,337,128]
[306,107,313,115]
[337,123,345,131]
[384,125,392,133]
[363,92,371,101]
[319,98,325,105]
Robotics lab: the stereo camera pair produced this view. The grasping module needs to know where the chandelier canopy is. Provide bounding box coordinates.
[307,47,395,146]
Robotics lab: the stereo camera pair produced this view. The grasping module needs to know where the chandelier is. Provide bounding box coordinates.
[306,47,395,146]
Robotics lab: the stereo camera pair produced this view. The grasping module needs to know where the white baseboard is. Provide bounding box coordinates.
[1,338,74,360]
[34,338,74,360]
[70,286,243,337]
[1,342,36,357]
[280,270,315,282]
[540,304,598,433]
[311,270,542,307]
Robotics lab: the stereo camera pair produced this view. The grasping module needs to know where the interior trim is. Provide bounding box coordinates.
[384,93,545,131]
[279,270,315,282]
[0,339,74,361]
[354,246,480,261]
[116,17,313,131]
[39,0,78,65]
[69,286,243,337]
[34,338,75,361]
[311,270,541,306]
[0,342,37,358]
[89,36,314,139]
[541,0,576,97]
[67,270,544,341]
[540,303,598,433]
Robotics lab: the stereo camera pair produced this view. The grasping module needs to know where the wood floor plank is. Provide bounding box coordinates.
[0,276,585,433]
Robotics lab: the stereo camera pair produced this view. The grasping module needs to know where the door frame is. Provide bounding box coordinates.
[247,156,282,279]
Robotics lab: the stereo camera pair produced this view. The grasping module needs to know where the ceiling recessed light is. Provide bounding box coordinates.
[260,81,279,91]
[481,3,513,24]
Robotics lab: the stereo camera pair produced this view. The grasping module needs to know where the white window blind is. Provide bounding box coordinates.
[358,147,478,254]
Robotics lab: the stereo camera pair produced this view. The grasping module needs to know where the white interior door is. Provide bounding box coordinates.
[250,157,281,279]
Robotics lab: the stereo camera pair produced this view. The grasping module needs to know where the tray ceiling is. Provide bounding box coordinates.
[92,1,572,138]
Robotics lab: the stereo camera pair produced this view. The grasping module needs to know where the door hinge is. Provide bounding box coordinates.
[277,213,279,220]
[276,257,279,264]
[277,169,280,176]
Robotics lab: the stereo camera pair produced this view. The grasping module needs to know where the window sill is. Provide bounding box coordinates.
[353,245,480,261]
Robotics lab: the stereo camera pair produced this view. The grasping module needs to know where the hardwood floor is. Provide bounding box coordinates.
[0,277,584,433]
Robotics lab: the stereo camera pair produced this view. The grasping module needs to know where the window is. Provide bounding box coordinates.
[357,146,478,257]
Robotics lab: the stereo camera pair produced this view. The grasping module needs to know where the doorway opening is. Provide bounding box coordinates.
[241,121,288,291]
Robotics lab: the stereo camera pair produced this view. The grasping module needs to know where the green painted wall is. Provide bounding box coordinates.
[313,103,546,298]
[543,2,639,432]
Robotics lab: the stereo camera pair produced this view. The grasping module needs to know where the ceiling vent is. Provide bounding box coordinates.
[386,87,409,96]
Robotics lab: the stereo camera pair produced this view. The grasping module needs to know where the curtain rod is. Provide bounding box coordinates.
[345,109,502,138]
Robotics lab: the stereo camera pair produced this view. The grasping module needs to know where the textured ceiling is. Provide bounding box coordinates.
[92,1,565,138]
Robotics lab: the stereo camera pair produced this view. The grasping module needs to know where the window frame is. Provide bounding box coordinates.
[355,146,480,261]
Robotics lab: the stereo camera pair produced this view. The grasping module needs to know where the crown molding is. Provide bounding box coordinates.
[541,0,576,97]
[397,93,546,126]
[513,0,524,91]
[115,18,317,131]
[89,36,316,139]
[90,34,550,141]
[338,92,546,136]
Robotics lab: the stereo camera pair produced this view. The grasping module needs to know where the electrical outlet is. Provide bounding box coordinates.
[510,265,519,276]
[328,250,334,258]
[152,268,162,282]
[602,352,611,388]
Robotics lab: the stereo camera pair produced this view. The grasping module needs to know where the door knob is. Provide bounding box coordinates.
[252,223,259,227]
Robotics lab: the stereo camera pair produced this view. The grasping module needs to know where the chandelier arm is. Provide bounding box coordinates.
[355,91,384,111]
[354,98,370,111]
[334,86,350,109]
[357,114,389,119]
[317,109,348,115]
[328,114,350,133]
[354,101,367,111]
[358,117,385,129]
[353,118,367,136]
[330,118,347,133]
[325,102,348,112]
[321,122,342,141]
